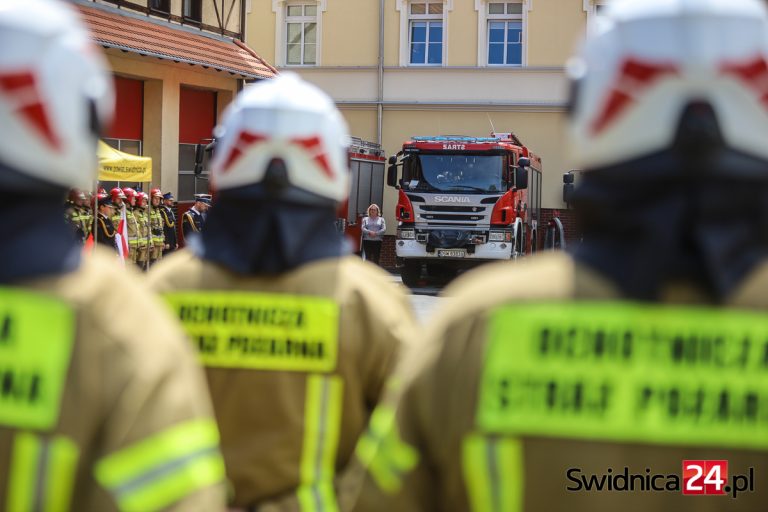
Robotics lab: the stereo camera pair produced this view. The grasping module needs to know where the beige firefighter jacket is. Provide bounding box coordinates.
[351,252,768,512]
[135,207,149,249]
[150,207,164,248]
[0,249,226,511]
[148,252,417,509]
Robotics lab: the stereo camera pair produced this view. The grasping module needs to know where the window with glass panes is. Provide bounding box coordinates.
[149,0,170,13]
[595,3,608,19]
[409,2,443,65]
[286,4,318,65]
[488,2,523,66]
[182,0,201,21]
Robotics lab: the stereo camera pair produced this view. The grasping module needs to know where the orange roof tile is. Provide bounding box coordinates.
[76,3,276,80]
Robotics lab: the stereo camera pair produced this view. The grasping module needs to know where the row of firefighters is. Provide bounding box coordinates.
[64,187,210,269]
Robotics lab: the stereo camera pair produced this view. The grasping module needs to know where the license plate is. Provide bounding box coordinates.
[437,249,465,258]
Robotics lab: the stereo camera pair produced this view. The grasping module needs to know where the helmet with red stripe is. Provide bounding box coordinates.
[210,73,350,205]
[568,0,768,172]
[0,0,113,191]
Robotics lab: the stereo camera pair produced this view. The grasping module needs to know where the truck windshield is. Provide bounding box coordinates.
[407,154,505,193]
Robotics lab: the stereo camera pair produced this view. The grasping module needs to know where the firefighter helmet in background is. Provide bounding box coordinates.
[567,0,768,171]
[122,187,137,206]
[150,187,163,199]
[68,188,86,202]
[136,192,148,207]
[210,72,350,205]
[110,187,126,202]
[0,0,114,191]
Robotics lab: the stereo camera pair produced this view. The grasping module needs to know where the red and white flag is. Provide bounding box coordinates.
[115,205,130,262]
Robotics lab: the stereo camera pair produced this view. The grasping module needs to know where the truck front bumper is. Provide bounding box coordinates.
[395,239,513,260]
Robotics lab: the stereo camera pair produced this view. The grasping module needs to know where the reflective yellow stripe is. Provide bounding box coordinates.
[44,436,79,512]
[7,432,39,511]
[462,434,523,512]
[297,374,343,512]
[7,433,80,512]
[95,419,224,512]
[354,404,418,494]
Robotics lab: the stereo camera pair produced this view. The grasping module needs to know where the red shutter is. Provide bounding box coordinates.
[179,87,216,144]
[106,76,143,140]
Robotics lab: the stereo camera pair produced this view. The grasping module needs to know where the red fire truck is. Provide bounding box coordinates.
[336,137,387,253]
[387,132,542,286]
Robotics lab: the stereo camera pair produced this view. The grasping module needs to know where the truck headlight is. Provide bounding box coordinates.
[488,231,505,242]
[398,229,415,239]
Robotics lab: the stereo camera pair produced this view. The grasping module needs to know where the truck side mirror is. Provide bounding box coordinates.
[515,167,528,190]
[563,172,575,206]
[193,144,205,175]
[387,163,398,187]
[388,155,397,165]
[517,157,531,168]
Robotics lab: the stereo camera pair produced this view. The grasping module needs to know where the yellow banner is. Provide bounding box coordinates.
[165,291,340,373]
[0,288,75,429]
[478,302,768,450]
[98,141,152,182]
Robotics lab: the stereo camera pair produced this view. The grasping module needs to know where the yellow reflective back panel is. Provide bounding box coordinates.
[478,302,768,449]
[0,288,75,430]
[165,292,340,372]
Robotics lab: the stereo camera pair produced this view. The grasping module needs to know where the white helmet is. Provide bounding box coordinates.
[0,0,113,190]
[211,73,350,204]
[568,0,768,170]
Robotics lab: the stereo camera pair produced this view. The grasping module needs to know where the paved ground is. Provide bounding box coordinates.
[388,273,444,324]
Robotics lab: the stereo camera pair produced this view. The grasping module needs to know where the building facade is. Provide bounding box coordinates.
[246,0,608,252]
[75,0,276,201]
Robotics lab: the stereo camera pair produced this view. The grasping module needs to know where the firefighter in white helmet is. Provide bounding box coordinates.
[148,73,416,509]
[351,0,768,510]
[0,1,226,510]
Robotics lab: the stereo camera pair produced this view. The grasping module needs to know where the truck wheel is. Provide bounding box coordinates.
[400,261,421,288]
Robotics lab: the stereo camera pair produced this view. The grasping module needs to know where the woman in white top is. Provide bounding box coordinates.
[361,203,386,265]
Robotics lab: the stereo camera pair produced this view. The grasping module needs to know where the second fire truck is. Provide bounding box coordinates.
[387,132,542,286]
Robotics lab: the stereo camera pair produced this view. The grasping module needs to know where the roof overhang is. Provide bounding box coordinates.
[75,2,277,80]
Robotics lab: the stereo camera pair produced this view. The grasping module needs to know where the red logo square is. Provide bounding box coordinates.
[682,460,728,495]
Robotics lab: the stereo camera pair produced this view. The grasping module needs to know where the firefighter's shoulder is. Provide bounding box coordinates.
[334,255,414,305]
[728,259,768,309]
[31,248,200,364]
[20,249,204,415]
[437,251,619,323]
[147,249,203,291]
[422,251,618,375]
[148,252,416,352]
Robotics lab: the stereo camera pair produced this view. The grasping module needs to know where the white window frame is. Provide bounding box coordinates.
[272,0,326,67]
[285,3,318,66]
[408,2,444,66]
[486,3,524,66]
[584,0,609,34]
[476,0,531,67]
[396,0,453,67]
